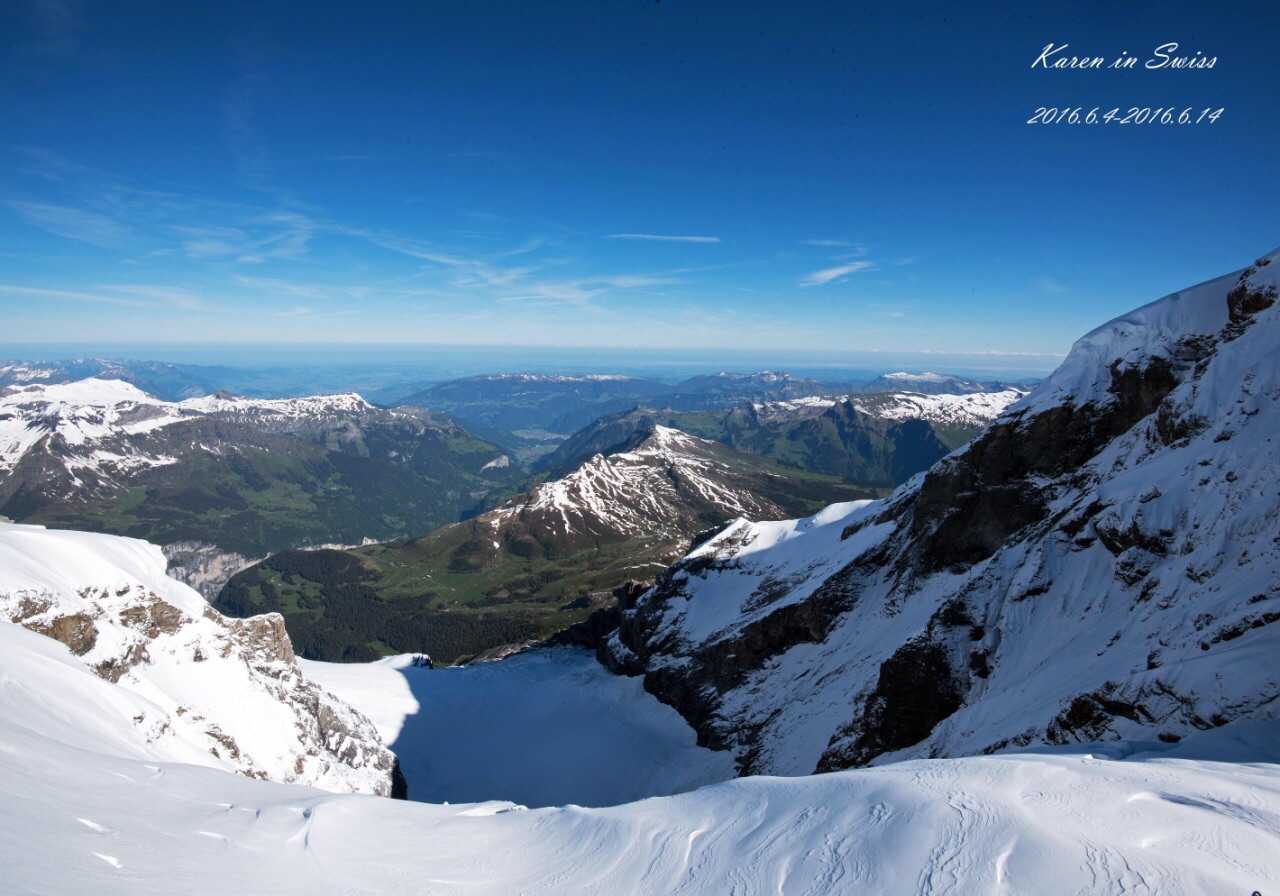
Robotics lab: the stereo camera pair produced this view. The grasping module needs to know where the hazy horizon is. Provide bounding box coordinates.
[0,341,1059,383]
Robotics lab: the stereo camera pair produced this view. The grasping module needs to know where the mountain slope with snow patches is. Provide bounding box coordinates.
[603,249,1280,777]
[0,378,522,569]
[492,426,784,539]
[219,424,873,663]
[538,388,1022,488]
[1,606,1278,893]
[0,523,397,795]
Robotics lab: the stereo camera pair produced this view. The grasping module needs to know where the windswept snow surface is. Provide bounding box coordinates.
[303,648,737,808]
[2,618,1279,894]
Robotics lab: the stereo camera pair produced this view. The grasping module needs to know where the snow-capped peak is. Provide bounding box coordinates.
[604,247,1280,778]
[1019,248,1279,416]
[490,425,782,539]
[0,378,379,481]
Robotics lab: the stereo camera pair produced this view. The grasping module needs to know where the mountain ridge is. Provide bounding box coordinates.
[0,378,524,568]
[601,248,1280,775]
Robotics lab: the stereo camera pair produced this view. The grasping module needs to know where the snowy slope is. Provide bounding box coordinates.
[0,379,185,476]
[0,523,396,794]
[0,378,382,480]
[844,388,1027,427]
[604,249,1280,776]
[490,425,785,538]
[745,389,1024,429]
[302,648,737,808]
[1,616,1278,893]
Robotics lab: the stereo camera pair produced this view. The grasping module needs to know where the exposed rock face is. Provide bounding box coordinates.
[164,541,260,601]
[602,250,1280,776]
[0,524,398,796]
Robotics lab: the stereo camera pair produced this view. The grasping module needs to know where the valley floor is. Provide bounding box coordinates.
[4,621,1279,895]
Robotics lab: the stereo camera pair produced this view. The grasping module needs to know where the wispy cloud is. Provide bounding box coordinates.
[353,228,677,308]
[0,282,208,310]
[599,274,681,289]
[2,200,131,248]
[0,284,149,308]
[100,284,205,310]
[234,211,319,263]
[233,275,329,300]
[800,261,875,287]
[506,283,605,307]
[608,233,721,244]
[1034,277,1070,294]
[171,212,320,264]
[804,239,864,249]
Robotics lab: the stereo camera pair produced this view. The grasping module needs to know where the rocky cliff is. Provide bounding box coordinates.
[0,523,398,795]
[602,250,1280,776]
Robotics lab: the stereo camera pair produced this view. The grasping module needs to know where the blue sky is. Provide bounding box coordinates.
[1,0,1275,370]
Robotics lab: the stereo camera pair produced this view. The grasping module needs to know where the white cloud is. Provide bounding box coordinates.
[804,239,864,249]
[800,261,874,287]
[0,284,148,307]
[1034,277,1070,294]
[608,233,721,244]
[3,200,130,247]
[233,275,328,300]
[101,284,204,310]
[600,275,681,289]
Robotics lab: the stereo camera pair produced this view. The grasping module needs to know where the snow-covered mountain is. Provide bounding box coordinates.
[491,426,784,541]
[0,522,397,794]
[739,388,1025,429]
[0,358,220,401]
[1,593,1278,892]
[858,371,1035,395]
[399,369,858,440]
[841,388,1026,428]
[0,378,398,481]
[602,250,1280,776]
[2,257,1280,889]
[0,378,522,576]
[539,388,1022,487]
[219,423,873,664]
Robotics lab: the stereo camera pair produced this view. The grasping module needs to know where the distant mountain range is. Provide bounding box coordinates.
[0,379,523,570]
[538,388,1026,481]
[393,370,1034,449]
[0,359,223,402]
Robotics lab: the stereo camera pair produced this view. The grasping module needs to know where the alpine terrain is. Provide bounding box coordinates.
[220,425,877,662]
[0,251,1277,893]
[0,522,398,795]
[539,387,1025,482]
[602,250,1280,775]
[0,380,522,593]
